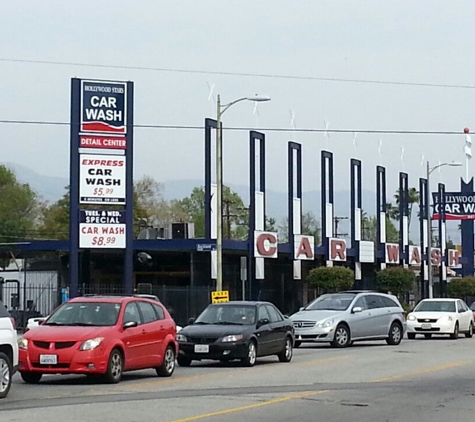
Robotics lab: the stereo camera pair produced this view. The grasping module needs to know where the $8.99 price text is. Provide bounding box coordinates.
[91,236,116,246]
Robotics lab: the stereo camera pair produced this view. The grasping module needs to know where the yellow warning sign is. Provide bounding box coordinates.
[211,290,229,303]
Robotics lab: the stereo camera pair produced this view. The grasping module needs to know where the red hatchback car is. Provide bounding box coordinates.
[18,296,177,384]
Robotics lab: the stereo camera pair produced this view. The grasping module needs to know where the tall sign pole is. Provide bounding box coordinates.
[70,78,133,297]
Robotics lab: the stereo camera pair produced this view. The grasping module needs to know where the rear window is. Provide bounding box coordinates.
[0,300,10,318]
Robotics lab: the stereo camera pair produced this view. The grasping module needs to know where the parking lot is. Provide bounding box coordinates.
[2,336,475,421]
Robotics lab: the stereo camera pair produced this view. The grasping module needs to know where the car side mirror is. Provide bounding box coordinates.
[352,307,363,314]
[188,317,195,325]
[257,318,270,328]
[123,321,138,329]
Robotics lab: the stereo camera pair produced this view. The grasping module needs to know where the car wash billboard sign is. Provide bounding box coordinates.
[432,192,475,220]
[79,154,126,204]
[80,80,126,134]
[79,209,126,249]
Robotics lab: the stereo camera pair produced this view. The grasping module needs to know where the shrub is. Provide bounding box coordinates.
[447,277,475,300]
[306,266,354,293]
[375,267,415,296]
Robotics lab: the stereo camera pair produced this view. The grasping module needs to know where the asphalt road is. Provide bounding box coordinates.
[2,335,475,421]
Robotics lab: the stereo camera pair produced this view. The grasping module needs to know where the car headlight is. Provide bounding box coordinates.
[221,334,243,343]
[440,315,453,322]
[317,320,334,328]
[176,334,188,342]
[18,337,28,350]
[79,337,104,351]
[407,315,416,321]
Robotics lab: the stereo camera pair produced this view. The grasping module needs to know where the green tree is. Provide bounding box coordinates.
[37,188,70,239]
[447,277,475,300]
[133,176,187,233]
[306,266,354,293]
[362,214,399,243]
[278,211,320,244]
[178,185,248,239]
[37,176,182,239]
[375,267,415,297]
[0,165,39,242]
[390,187,420,234]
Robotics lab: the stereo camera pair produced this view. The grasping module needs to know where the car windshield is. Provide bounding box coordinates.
[45,302,121,326]
[414,301,456,313]
[195,305,256,325]
[304,294,356,311]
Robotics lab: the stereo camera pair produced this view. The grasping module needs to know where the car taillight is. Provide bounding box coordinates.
[10,317,16,330]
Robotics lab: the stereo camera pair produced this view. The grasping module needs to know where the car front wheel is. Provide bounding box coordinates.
[104,349,123,383]
[156,346,176,377]
[20,371,42,384]
[241,340,257,367]
[0,352,12,399]
[277,337,293,363]
[331,324,351,348]
[177,356,192,367]
[386,322,403,345]
[450,323,459,340]
[465,323,473,338]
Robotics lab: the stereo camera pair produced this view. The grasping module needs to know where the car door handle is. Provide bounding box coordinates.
[367,312,372,316]
[142,330,147,334]
[160,326,165,331]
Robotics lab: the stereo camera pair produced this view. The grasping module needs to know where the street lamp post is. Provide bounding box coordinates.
[426,161,462,298]
[215,94,270,292]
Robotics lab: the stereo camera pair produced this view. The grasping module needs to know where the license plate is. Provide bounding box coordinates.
[39,354,58,365]
[194,345,209,353]
[421,324,432,330]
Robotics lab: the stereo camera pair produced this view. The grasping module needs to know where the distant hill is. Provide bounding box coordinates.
[1,162,68,203]
[2,162,386,237]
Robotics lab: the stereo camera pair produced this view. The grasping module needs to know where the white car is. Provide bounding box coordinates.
[406,298,474,339]
[0,299,18,399]
[26,316,47,332]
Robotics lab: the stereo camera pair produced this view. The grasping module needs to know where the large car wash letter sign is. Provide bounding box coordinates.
[81,80,126,134]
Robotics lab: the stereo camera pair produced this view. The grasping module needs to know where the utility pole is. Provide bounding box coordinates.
[334,216,349,238]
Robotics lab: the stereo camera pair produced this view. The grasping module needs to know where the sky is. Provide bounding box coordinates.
[1,1,475,239]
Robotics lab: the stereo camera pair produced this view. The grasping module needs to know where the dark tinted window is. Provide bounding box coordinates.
[305,293,356,311]
[152,303,165,320]
[0,300,10,317]
[414,300,456,312]
[195,305,256,325]
[258,306,270,321]
[366,295,386,309]
[46,302,121,326]
[123,302,141,325]
[137,301,158,324]
[381,296,399,308]
[266,305,283,323]
[353,296,368,310]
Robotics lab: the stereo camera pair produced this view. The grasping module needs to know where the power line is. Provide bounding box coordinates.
[1,57,474,90]
[0,119,467,136]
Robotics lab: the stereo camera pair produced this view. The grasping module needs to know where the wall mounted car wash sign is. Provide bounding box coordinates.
[80,80,127,134]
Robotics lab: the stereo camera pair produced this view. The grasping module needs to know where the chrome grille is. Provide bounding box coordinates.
[293,321,316,328]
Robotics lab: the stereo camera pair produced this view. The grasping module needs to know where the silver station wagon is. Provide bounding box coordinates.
[290,291,406,348]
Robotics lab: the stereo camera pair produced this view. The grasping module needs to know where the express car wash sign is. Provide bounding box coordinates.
[79,154,126,204]
[79,210,126,248]
[80,80,127,134]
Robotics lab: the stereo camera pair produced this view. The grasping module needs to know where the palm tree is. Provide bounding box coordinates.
[385,202,399,221]
[394,187,420,230]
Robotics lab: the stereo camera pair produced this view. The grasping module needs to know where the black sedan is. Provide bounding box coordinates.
[176,301,294,367]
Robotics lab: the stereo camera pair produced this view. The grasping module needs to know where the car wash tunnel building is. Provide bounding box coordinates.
[0,77,471,327]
